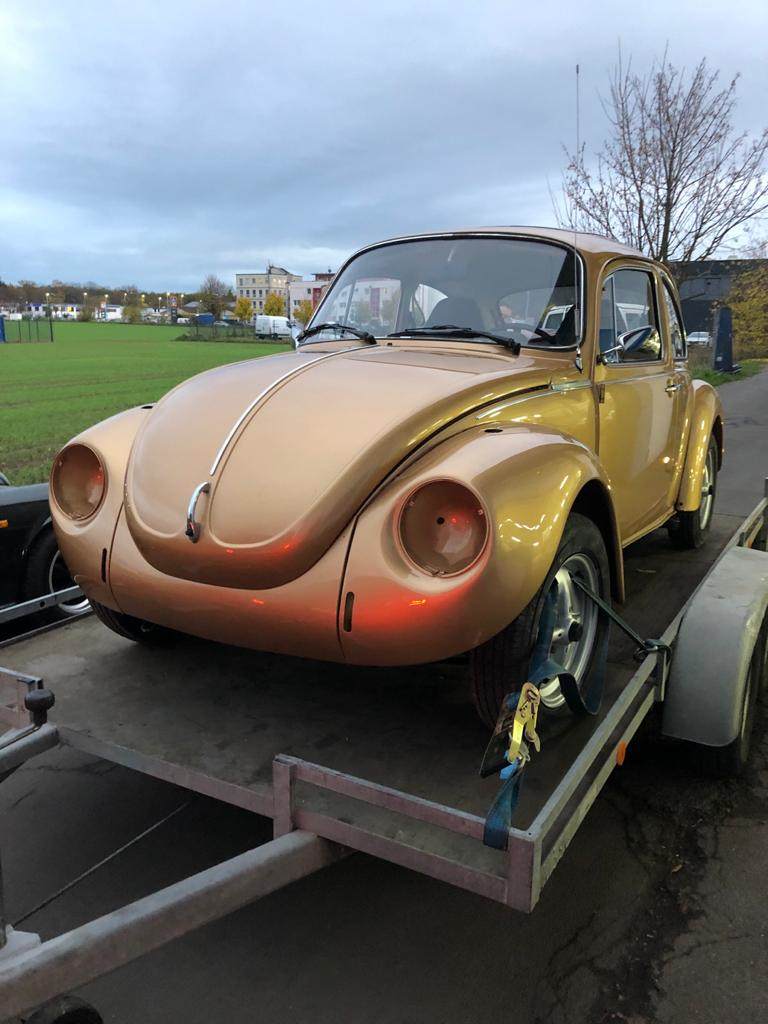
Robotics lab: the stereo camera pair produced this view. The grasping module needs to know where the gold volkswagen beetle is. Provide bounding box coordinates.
[50,228,723,725]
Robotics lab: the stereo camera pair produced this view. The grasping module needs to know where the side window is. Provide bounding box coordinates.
[611,269,662,363]
[662,282,686,359]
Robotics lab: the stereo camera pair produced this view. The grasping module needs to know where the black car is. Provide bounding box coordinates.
[0,471,89,619]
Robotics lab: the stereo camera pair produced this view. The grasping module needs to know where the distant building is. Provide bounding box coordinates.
[235,265,301,315]
[288,271,335,318]
[671,259,768,334]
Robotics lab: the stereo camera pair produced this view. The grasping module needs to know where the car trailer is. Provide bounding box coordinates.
[0,489,767,1023]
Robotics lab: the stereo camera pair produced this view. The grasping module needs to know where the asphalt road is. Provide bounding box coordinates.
[2,368,768,1024]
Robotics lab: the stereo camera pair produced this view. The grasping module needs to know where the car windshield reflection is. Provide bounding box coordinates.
[307,237,582,349]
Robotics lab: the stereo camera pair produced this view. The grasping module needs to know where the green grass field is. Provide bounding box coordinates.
[1,321,289,484]
[687,346,766,387]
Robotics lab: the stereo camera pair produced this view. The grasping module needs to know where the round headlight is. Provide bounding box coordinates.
[399,480,488,576]
[51,444,106,520]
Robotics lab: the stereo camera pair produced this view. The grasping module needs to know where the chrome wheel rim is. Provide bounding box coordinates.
[699,446,716,531]
[538,553,600,710]
[48,550,90,614]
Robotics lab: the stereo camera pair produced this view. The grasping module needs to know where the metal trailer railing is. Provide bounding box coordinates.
[0,586,87,629]
[0,488,766,1023]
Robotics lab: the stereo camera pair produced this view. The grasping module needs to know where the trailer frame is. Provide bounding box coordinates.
[0,486,766,1022]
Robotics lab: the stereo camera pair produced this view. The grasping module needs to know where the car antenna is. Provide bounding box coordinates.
[573,63,583,373]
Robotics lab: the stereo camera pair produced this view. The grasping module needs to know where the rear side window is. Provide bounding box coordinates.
[662,282,686,359]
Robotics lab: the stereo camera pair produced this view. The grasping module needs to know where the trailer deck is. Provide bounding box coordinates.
[0,514,748,896]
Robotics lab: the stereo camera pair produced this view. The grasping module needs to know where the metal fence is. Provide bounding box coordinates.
[178,322,285,343]
[0,317,54,343]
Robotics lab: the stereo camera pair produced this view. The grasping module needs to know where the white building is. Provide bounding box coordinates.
[288,272,335,318]
[235,265,301,315]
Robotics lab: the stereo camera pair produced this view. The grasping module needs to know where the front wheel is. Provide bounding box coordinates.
[470,513,611,729]
[668,436,718,550]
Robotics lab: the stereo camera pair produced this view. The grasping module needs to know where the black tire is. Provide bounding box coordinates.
[24,995,103,1024]
[470,513,611,729]
[21,528,90,619]
[668,436,718,550]
[696,627,764,777]
[90,598,171,645]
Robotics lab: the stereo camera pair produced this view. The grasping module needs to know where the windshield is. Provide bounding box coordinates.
[307,236,582,348]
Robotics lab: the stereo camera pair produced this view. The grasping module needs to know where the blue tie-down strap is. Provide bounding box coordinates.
[483,754,525,849]
[481,582,612,849]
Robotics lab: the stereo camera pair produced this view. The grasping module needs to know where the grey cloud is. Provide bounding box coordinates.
[2,0,766,287]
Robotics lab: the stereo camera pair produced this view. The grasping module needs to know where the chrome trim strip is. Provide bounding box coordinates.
[601,370,669,386]
[551,380,593,393]
[209,347,359,475]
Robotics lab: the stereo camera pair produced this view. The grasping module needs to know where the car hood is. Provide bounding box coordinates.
[124,342,556,588]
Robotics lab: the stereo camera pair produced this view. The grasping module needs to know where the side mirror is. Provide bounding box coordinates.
[600,325,655,363]
[617,325,655,353]
[600,339,625,362]
[289,320,303,348]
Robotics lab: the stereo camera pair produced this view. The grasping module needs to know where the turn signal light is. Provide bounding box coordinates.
[398,480,488,576]
[51,444,106,520]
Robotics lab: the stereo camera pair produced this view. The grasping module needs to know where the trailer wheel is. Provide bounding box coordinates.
[697,629,764,777]
[91,599,171,645]
[470,513,610,728]
[24,995,103,1024]
[668,436,718,550]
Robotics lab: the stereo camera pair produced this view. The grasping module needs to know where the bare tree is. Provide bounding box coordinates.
[555,54,768,262]
[199,274,229,319]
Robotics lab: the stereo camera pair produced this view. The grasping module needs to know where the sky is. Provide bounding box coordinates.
[2,0,767,290]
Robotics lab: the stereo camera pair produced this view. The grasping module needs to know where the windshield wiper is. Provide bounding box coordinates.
[387,324,520,354]
[298,321,376,345]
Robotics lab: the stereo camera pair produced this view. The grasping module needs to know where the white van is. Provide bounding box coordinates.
[255,315,291,339]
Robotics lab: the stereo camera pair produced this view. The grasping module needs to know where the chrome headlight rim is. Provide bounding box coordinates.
[51,443,107,522]
[395,477,490,578]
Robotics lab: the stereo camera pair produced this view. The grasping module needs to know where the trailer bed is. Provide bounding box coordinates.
[0,515,743,884]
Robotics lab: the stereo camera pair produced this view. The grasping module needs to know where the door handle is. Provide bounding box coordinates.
[185,481,210,542]
[665,380,683,394]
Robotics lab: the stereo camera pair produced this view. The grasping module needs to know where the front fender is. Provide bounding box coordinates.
[339,425,620,665]
[51,406,151,610]
[677,381,723,512]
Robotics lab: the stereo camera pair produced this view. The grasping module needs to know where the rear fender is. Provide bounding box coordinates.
[340,425,623,665]
[677,381,724,512]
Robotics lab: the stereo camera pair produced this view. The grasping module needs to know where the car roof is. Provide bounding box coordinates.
[370,226,645,259]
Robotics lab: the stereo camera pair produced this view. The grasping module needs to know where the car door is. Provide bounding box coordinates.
[658,273,692,507]
[593,265,681,543]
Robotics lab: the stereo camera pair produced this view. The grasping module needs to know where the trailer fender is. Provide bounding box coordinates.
[662,546,768,747]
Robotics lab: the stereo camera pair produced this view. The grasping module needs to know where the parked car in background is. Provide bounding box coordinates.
[687,331,711,346]
[0,473,88,619]
[255,315,291,339]
[49,227,723,727]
